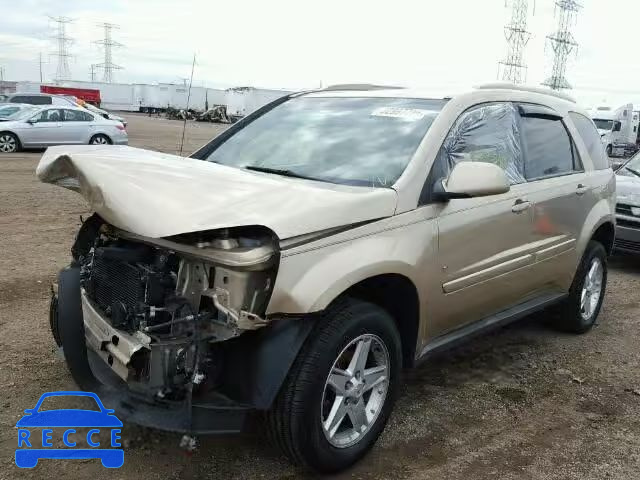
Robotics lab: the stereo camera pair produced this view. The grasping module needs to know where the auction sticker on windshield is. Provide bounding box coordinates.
[370,107,434,121]
[15,391,124,469]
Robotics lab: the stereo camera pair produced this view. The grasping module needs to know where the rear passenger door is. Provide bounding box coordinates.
[516,104,592,291]
[60,109,94,144]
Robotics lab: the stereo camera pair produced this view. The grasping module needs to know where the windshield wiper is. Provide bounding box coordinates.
[244,165,320,181]
[625,166,640,178]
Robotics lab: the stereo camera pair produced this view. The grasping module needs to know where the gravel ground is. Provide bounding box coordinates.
[1,113,640,479]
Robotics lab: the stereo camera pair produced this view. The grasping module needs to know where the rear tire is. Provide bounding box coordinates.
[266,298,401,473]
[554,241,607,333]
[89,134,111,145]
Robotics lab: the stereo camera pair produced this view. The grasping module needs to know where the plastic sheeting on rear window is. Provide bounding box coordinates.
[440,102,525,184]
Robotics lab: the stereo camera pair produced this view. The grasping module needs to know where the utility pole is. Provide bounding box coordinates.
[0,66,4,82]
[179,54,196,156]
[542,0,582,90]
[89,64,97,82]
[39,53,44,82]
[94,22,123,83]
[498,0,532,84]
[49,16,73,81]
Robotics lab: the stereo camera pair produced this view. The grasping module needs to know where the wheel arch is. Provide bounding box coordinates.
[577,198,615,260]
[89,132,112,144]
[329,273,421,368]
[590,220,615,255]
[0,130,21,149]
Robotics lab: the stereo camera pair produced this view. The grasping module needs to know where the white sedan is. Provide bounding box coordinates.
[0,105,128,153]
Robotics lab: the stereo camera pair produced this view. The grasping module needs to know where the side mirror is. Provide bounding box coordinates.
[613,121,622,132]
[434,162,510,201]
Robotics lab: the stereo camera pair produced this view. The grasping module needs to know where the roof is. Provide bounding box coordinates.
[300,82,582,115]
[304,82,574,102]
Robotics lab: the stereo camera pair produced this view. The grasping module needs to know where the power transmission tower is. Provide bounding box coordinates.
[498,0,532,84]
[542,0,581,90]
[49,16,73,81]
[94,23,123,83]
[89,64,97,82]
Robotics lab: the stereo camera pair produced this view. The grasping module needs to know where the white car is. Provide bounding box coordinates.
[82,103,127,128]
[0,103,38,120]
[0,105,128,152]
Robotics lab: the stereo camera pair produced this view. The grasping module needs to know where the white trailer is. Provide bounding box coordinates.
[225,87,292,119]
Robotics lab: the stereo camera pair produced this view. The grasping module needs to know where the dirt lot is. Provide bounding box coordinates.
[2,113,640,479]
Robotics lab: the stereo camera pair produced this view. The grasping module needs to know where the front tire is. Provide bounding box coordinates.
[555,241,607,333]
[606,144,613,156]
[267,298,401,473]
[0,132,20,153]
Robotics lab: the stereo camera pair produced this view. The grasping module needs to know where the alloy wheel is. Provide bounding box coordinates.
[0,134,17,152]
[91,136,108,145]
[580,257,603,320]
[321,334,390,449]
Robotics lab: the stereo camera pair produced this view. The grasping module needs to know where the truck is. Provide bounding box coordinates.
[589,104,639,158]
[40,85,101,106]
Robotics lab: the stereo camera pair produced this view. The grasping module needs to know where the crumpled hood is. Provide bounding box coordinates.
[616,173,640,207]
[36,145,398,239]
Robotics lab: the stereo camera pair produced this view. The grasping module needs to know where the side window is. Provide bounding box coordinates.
[569,112,609,170]
[520,116,578,180]
[10,95,29,104]
[437,102,525,185]
[63,109,92,121]
[32,109,62,122]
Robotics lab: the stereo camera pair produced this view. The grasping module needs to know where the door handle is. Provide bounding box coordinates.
[576,183,588,195]
[511,199,531,213]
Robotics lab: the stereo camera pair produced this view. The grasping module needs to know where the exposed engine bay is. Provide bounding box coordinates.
[73,214,278,402]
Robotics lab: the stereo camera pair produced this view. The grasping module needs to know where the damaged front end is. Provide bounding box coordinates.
[54,214,310,434]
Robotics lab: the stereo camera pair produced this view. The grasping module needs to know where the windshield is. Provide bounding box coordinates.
[593,118,614,131]
[0,105,20,117]
[620,152,640,177]
[204,96,446,187]
[8,107,39,120]
[85,103,105,115]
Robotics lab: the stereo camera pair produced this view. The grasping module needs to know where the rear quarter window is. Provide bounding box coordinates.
[569,112,610,170]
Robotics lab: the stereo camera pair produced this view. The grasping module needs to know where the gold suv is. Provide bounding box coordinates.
[41,83,615,473]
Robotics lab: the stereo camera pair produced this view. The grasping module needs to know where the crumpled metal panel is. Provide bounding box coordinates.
[36,145,398,239]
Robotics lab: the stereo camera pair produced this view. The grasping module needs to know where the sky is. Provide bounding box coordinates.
[0,0,639,107]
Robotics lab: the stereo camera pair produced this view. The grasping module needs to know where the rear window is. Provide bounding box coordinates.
[569,112,609,170]
[203,96,447,187]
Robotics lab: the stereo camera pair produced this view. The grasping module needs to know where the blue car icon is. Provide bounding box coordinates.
[15,391,123,468]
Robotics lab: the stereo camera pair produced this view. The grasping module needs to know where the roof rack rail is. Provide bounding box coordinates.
[475,82,576,103]
[323,83,405,91]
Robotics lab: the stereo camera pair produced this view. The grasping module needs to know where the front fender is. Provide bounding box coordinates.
[266,218,435,315]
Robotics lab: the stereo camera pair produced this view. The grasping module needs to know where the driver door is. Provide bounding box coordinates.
[19,108,63,146]
[429,102,540,336]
